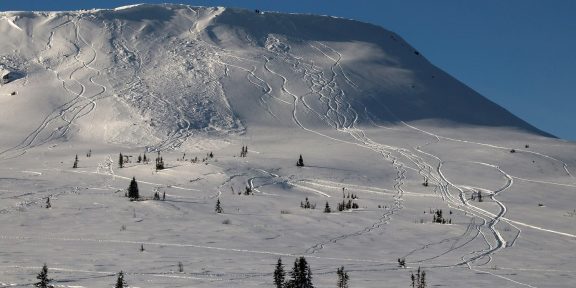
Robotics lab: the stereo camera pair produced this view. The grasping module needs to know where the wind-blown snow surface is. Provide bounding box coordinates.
[0,4,575,288]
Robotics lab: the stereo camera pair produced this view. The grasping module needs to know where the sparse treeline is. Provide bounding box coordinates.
[37,260,431,288]
[34,264,128,288]
[273,258,352,288]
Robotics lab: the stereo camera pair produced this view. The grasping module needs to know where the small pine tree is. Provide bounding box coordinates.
[137,154,142,163]
[119,153,124,168]
[73,154,78,168]
[178,261,184,273]
[324,202,331,213]
[297,155,304,167]
[128,177,139,199]
[215,198,223,213]
[115,271,126,288]
[143,153,148,163]
[35,264,53,288]
[336,266,349,288]
[45,198,51,209]
[140,244,144,252]
[274,258,285,288]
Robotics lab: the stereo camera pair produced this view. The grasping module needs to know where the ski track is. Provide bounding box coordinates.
[0,16,108,160]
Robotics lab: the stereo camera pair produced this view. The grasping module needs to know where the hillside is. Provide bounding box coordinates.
[0,4,574,288]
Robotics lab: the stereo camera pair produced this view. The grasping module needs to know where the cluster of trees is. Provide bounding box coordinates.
[274,257,314,288]
[125,178,168,201]
[137,153,149,164]
[471,191,483,202]
[240,146,248,157]
[411,267,427,288]
[72,149,91,168]
[273,257,349,288]
[300,197,316,209]
[432,209,451,224]
[337,199,358,212]
[152,190,165,200]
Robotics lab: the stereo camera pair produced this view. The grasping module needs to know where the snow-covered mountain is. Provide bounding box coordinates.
[0,4,551,153]
[0,4,574,288]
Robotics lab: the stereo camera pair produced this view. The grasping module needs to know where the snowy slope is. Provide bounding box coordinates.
[0,4,575,288]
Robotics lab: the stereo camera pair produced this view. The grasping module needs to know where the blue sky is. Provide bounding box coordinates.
[1,1,574,140]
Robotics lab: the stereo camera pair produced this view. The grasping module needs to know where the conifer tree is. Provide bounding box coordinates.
[73,154,78,168]
[215,198,223,213]
[115,271,126,288]
[137,154,142,163]
[324,202,331,213]
[274,258,285,288]
[128,177,139,199]
[336,266,349,288]
[286,257,313,288]
[119,153,124,168]
[297,155,304,167]
[35,264,53,288]
[45,197,51,209]
[143,153,147,163]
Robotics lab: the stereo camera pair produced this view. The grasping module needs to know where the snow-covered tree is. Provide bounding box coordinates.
[73,154,78,168]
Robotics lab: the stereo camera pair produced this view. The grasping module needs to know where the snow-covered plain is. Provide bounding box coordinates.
[0,4,575,287]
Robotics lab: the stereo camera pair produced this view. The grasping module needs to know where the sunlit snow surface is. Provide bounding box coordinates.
[0,4,574,288]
